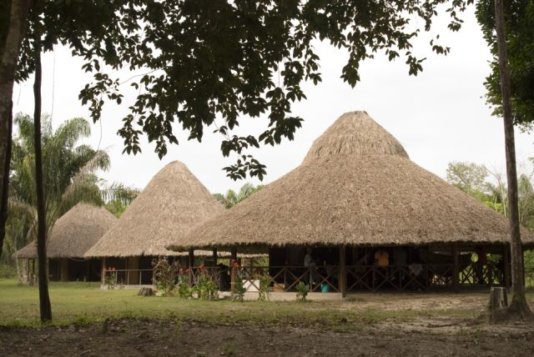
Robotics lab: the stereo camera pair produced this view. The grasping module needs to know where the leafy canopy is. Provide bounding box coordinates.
[476,0,534,128]
[18,0,473,179]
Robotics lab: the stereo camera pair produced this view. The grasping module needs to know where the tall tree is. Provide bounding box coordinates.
[446,161,489,194]
[0,0,32,262]
[494,0,531,318]
[476,0,534,128]
[5,114,109,261]
[2,0,475,288]
[32,31,51,321]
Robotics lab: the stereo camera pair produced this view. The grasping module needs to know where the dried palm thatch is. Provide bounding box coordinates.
[168,111,534,251]
[16,203,117,259]
[85,161,224,257]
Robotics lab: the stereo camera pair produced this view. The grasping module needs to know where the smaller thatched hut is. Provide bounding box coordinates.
[16,203,117,282]
[85,161,226,285]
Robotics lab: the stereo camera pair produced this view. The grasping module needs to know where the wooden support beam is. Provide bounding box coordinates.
[188,249,195,286]
[452,243,459,293]
[231,247,237,261]
[338,245,347,297]
[212,248,218,266]
[101,258,106,285]
[230,247,238,294]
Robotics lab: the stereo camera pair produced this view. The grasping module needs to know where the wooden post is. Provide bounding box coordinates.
[503,244,511,288]
[101,258,106,285]
[452,243,459,293]
[212,248,218,266]
[59,258,69,282]
[230,247,237,294]
[338,245,347,297]
[188,249,195,286]
[127,256,140,285]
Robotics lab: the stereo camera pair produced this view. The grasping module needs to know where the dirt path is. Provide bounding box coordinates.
[2,318,534,357]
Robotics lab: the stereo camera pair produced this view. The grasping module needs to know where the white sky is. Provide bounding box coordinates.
[11,7,534,194]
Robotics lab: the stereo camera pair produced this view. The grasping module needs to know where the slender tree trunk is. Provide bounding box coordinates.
[0,0,31,261]
[0,103,12,259]
[33,39,52,322]
[494,0,531,318]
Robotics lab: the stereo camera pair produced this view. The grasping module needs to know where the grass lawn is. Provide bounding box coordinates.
[1,278,533,328]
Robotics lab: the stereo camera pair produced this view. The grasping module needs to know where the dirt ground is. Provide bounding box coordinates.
[1,316,534,357]
[2,292,534,356]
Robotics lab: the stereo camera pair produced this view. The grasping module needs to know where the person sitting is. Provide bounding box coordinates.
[374,249,389,268]
[374,249,390,287]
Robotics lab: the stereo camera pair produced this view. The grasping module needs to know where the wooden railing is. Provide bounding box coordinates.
[103,263,507,291]
[103,268,153,286]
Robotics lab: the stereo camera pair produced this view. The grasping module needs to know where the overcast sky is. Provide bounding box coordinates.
[11,7,534,194]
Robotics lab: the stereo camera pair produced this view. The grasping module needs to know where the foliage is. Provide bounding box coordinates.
[476,0,534,128]
[152,258,178,296]
[193,272,218,301]
[214,183,264,208]
[15,0,473,180]
[2,114,110,263]
[0,264,16,279]
[446,161,506,213]
[103,183,139,217]
[232,278,246,302]
[177,281,193,299]
[446,162,490,194]
[296,282,309,302]
[255,273,271,302]
[104,268,118,290]
[447,160,534,273]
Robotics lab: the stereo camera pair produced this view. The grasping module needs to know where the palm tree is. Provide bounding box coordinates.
[4,114,110,272]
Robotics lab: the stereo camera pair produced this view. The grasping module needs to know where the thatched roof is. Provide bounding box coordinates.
[16,203,117,259]
[85,161,224,257]
[168,111,534,251]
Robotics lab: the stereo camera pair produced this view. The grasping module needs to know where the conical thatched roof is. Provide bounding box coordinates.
[16,203,117,259]
[85,161,224,257]
[168,111,534,251]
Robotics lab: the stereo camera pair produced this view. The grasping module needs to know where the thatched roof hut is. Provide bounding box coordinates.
[168,111,534,251]
[85,161,224,257]
[16,203,117,259]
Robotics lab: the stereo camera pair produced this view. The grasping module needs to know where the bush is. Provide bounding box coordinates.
[296,282,309,302]
[232,279,246,302]
[0,264,16,279]
[152,258,178,296]
[177,281,193,299]
[255,273,271,301]
[193,272,218,300]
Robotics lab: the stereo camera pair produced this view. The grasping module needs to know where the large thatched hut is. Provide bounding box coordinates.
[16,203,117,282]
[168,111,534,294]
[85,161,225,285]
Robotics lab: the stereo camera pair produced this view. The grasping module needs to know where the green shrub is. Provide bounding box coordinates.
[177,281,192,299]
[256,273,271,301]
[193,272,218,300]
[232,279,246,302]
[296,282,309,302]
[0,264,16,279]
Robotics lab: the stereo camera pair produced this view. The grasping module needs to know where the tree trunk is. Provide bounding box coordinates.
[0,103,12,259]
[33,40,52,322]
[0,0,31,261]
[494,0,531,319]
